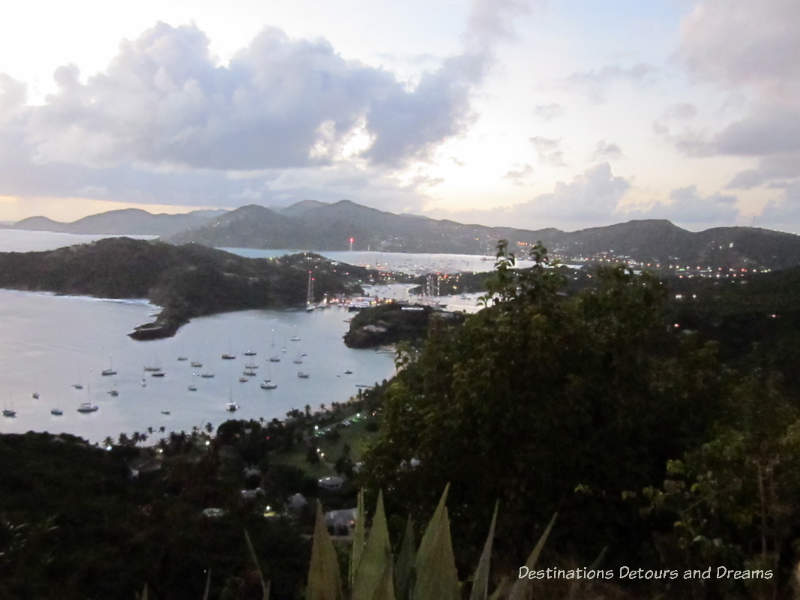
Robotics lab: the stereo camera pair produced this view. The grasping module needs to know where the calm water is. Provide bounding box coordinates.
[0,228,493,443]
[222,247,534,275]
[0,290,396,443]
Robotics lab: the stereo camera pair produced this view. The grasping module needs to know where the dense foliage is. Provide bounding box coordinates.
[344,303,464,348]
[361,242,800,597]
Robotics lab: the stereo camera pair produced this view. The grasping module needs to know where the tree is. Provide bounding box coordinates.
[643,369,800,597]
[362,242,726,565]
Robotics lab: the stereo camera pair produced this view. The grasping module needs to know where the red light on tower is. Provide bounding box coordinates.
[348,237,355,251]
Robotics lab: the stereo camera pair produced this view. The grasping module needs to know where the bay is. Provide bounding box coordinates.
[0,228,493,444]
[0,289,395,443]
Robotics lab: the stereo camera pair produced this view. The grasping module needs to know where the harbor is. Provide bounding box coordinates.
[0,290,396,443]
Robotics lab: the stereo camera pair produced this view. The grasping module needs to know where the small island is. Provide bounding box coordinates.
[0,238,401,339]
[344,302,465,348]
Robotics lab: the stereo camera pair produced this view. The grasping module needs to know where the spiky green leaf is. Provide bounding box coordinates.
[350,488,366,586]
[488,576,510,600]
[415,483,449,564]
[469,501,499,600]
[307,501,343,600]
[413,502,459,600]
[394,516,416,600]
[370,563,396,600]
[352,490,394,600]
[508,512,557,600]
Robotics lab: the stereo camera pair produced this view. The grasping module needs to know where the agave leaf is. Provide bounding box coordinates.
[370,563,396,600]
[469,501,499,600]
[245,529,271,600]
[350,488,366,586]
[508,512,558,600]
[394,516,416,600]
[488,576,509,600]
[307,501,343,600]
[415,483,450,564]
[352,490,393,600]
[413,505,459,600]
[202,569,212,600]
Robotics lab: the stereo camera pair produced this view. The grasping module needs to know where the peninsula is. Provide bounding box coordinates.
[0,238,389,339]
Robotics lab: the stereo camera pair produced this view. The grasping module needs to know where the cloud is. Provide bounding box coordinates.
[26,23,465,170]
[624,186,739,227]
[0,74,27,115]
[530,136,565,167]
[662,103,697,120]
[533,103,564,121]
[727,155,800,189]
[0,1,533,212]
[427,163,630,229]
[565,63,657,103]
[757,180,800,233]
[673,0,800,195]
[679,0,800,92]
[503,163,534,185]
[593,140,623,161]
[523,163,629,225]
[711,108,800,156]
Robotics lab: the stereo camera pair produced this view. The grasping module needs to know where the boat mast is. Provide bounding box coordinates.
[306,271,315,310]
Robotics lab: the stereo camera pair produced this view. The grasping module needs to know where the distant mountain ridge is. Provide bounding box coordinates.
[13,208,225,236]
[169,200,800,270]
[12,201,800,270]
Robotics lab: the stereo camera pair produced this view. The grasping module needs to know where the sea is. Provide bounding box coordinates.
[0,229,498,443]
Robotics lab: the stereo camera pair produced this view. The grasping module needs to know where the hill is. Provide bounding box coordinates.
[13,208,224,236]
[167,201,800,270]
[0,238,381,339]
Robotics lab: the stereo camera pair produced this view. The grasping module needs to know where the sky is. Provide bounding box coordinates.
[0,0,797,232]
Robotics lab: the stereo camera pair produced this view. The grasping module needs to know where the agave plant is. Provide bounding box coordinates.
[306,485,557,600]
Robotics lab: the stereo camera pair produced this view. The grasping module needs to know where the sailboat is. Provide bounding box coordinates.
[77,384,98,413]
[225,388,238,412]
[221,341,236,360]
[3,399,16,418]
[261,364,278,389]
[305,271,315,312]
[144,353,162,373]
[101,356,117,376]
